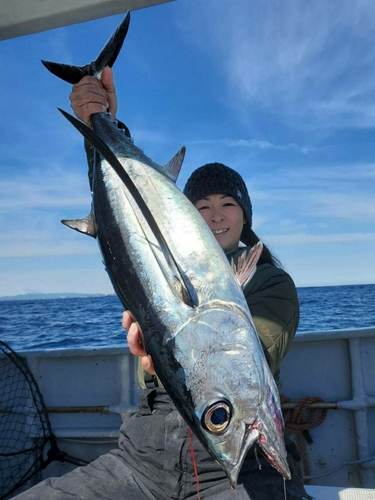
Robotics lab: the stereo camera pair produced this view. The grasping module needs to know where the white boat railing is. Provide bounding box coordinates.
[1,327,374,489]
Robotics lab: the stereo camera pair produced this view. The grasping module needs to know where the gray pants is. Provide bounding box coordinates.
[13,388,311,500]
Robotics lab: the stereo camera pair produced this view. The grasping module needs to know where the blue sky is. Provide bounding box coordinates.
[1,0,374,297]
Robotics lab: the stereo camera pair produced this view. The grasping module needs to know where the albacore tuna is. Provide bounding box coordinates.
[42,11,290,487]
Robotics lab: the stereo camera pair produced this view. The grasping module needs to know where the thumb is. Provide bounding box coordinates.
[101,66,117,120]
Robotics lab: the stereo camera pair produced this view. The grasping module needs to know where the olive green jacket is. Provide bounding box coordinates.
[138,247,299,389]
[242,261,299,381]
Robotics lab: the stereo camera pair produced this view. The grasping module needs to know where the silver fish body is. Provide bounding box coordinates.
[43,12,290,487]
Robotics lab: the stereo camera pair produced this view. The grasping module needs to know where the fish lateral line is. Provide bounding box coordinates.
[58,108,198,310]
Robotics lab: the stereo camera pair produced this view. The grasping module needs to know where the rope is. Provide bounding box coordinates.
[281,396,328,481]
[188,427,201,500]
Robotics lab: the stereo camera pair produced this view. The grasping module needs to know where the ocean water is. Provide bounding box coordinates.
[0,284,374,352]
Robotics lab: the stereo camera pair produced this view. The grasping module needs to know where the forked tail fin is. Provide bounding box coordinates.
[41,11,130,84]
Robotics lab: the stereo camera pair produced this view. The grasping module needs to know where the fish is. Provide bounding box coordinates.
[42,12,290,488]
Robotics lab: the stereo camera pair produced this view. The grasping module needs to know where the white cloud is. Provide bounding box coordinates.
[43,27,72,63]
[263,232,375,247]
[242,162,375,223]
[0,163,92,259]
[0,267,113,297]
[279,219,308,232]
[129,128,169,145]
[251,188,374,222]
[310,192,375,221]
[285,163,375,184]
[0,165,90,212]
[182,0,375,129]
[187,138,314,154]
[0,237,96,258]
[1,2,374,295]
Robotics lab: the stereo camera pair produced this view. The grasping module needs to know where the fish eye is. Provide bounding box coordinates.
[201,400,232,434]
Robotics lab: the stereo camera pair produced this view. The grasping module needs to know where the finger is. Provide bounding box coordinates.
[70,80,107,98]
[141,355,156,376]
[101,67,117,120]
[69,86,109,125]
[122,311,130,330]
[122,310,136,330]
[72,75,102,89]
[101,67,115,93]
[127,323,147,357]
[69,85,109,108]
[72,102,107,124]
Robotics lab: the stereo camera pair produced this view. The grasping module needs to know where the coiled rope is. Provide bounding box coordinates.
[281,396,328,480]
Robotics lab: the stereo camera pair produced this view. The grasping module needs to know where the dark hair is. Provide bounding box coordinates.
[184,162,282,268]
[245,229,282,268]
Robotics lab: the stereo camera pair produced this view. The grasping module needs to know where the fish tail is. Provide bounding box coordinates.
[41,11,130,84]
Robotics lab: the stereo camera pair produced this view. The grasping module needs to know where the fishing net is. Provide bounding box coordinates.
[0,340,88,499]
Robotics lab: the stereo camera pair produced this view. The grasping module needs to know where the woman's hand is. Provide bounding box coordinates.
[69,66,118,127]
[122,311,156,375]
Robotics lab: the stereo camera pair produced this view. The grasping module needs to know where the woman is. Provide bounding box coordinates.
[14,68,310,500]
[120,164,306,499]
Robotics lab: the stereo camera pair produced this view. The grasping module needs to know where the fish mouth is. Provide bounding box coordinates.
[210,419,291,489]
[223,448,290,490]
[213,427,259,489]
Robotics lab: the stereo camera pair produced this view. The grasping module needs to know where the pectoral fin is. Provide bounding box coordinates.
[231,241,263,289]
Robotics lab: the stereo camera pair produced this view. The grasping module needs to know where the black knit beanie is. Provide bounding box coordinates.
[183,163,253,246]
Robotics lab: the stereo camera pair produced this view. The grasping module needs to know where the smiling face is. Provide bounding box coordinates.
[195,194,245,254]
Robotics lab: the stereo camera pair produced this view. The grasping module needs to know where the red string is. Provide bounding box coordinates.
[188,427,201,500]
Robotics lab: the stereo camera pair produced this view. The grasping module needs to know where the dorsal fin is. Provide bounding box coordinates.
[161,146,186,182]
[231,241,263,289]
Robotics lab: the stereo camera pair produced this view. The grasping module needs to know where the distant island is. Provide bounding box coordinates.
[0,293,111,302]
